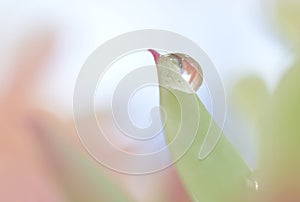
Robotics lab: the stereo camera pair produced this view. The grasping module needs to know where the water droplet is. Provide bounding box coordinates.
[149,49,203,94]
[242,174,260,201]
[246,175,260,192]
[246,179,259,191]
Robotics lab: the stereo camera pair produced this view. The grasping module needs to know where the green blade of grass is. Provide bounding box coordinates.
[148,49,254,201]
[159,81,253,202]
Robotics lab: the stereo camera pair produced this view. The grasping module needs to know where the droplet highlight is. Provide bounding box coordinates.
[149,49,203,93]
[245,174,260,192]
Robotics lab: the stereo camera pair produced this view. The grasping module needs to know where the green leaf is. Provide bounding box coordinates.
[274,0,300,50]
[257,62,300,200]
[153,50,253,202]
[160,88,253,202]
[230,75,269,123]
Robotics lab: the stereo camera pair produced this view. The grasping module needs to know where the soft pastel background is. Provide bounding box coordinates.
[0,0,298,201]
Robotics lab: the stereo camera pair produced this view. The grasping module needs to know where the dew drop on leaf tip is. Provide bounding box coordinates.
[148,49,203,94]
